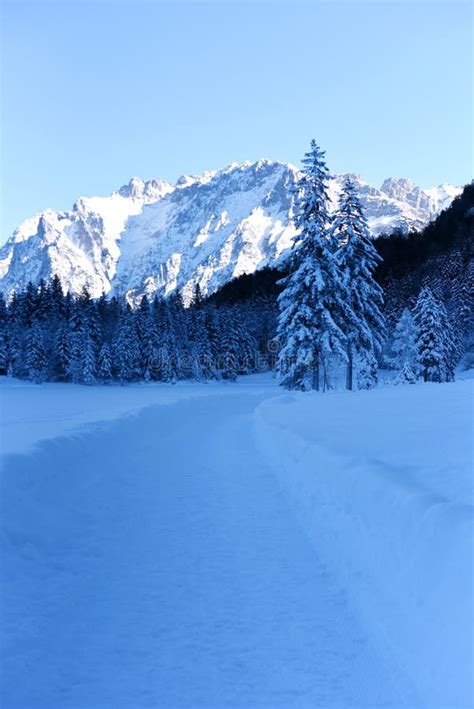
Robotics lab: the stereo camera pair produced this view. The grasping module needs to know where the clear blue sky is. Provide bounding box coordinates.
[1,1,472,242]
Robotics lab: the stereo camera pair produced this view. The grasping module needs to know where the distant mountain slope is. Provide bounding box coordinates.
[0,159,461,300]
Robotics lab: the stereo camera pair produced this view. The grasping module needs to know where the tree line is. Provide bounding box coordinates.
[0,140,470,389]
[0,279,276,385]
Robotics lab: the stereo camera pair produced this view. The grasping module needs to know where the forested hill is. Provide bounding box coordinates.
[378,182,473,325]
[376,182,474,281]
[210,183,474,321]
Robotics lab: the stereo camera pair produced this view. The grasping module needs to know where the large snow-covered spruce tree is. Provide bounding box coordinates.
[333,178,386,390]
[277,141,346,391]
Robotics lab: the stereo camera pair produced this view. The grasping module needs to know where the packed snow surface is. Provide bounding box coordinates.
[1,375,472,707]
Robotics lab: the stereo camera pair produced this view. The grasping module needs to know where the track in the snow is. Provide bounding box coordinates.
[1,392,416,707]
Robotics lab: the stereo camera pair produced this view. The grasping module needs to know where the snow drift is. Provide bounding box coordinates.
[254,377,474,707]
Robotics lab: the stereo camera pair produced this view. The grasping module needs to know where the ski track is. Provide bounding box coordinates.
[1,391,417,708]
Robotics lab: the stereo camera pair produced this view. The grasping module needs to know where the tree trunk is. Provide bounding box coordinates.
[322,357,329,392]
[346,344,353,391]
[312,354,319,391]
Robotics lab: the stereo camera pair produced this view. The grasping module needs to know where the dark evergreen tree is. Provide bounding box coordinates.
[0,292,8,324]
[0,324,8,374]
[49,275,65,320]
[82,331,97,385]
[231,304,258,374]
[141,313,159,381]
[188,305,215,380]
[7,322,24,379]
[219,314,241,381]
[52,324,71,381]
[67,300,83,383]
[22,282,38,327]
[135,295,151,376]
[452,271,473,342]
[26,322,47,383]
[113,313,140,383]
[97,342,113,382]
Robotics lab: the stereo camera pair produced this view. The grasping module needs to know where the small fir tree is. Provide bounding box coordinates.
[392,308,418,368]
[395,361,417,385]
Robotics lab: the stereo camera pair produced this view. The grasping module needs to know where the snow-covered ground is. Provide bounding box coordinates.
[255,376,474,708]
[0,376,256,456]
[0,374,472,707]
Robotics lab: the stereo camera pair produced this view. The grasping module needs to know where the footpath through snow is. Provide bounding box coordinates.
[0,375,472,707]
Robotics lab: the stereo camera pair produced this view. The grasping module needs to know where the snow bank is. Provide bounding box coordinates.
[254,379,474,707]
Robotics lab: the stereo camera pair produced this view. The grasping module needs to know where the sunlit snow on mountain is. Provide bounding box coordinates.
[0,160,461,300]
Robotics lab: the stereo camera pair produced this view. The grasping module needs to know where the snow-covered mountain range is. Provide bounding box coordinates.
[0,159,461,301]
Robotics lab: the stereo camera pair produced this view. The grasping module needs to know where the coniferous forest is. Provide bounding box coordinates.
[0,280,275,385]
[0,144,471,390]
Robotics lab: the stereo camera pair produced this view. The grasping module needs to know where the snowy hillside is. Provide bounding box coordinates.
[0,160,461,300]
[1,374,472,707]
